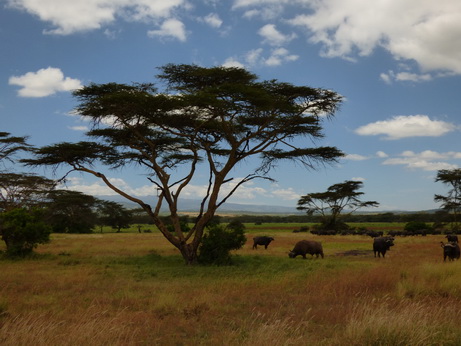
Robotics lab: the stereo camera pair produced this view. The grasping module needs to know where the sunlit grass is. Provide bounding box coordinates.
[1,227,461,344]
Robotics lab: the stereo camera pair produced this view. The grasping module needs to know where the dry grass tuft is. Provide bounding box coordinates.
[336,298,461,345]
[0,306,140,346]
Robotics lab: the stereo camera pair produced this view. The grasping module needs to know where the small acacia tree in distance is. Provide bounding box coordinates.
[23,64,344,264]
[297,180,379,231]
[0,132,32,167]
[435,168,461,231]
[0,132,55,255]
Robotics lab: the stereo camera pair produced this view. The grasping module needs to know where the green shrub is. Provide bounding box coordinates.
[198,221,246,265]
[0,208,51,257]
[404,221,432,235]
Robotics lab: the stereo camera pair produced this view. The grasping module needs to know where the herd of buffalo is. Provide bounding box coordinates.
[252,234,461,261]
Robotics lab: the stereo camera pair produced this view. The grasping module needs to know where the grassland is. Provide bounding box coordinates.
[1,224,461,345]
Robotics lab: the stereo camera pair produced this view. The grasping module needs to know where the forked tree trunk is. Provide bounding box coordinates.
[178,242,199,265]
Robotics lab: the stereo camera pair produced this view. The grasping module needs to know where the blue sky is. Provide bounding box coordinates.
[2,0,461,211]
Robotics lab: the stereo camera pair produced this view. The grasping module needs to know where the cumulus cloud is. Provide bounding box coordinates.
[382,150,461,171]
[229,47,298,68]
[271,187,300,201]
[201,13,223,28]
[147,18,187,41]
[344,154,369,161]
[376,151,389,158]
[222,57,245,68]
[233,0,461,78]
[258,24,296,46]
[355,115,457,140]
[235,2,287,20]
[7,0,187,35]
[68,126,88,131]
[62,177,158,196]
[290,0,461,73]
[62,175,301,204]
[264,48,299,66]
[9,67,82,97]
[380,70,433,84]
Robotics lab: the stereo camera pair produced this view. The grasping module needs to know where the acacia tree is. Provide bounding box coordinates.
[0,132,55,212]
[45,190,99,233]
[0,132,55,253]
[23,64,344,264]
[434,168,461,230]
[0,132,32,168]
[0,173,56,212]
[297,180,379,230]
[97,200,133,232]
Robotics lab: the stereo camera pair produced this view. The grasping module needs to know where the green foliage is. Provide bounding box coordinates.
[298,180,379,231]
[97,201,133,232]
[198,222,246,266]
[0,132,32,166]
[404,221,432,235]
[45,190,98,233]
[0,208,51,257]
[435,168,461,229]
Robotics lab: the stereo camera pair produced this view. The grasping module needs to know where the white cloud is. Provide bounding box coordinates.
[245,48,264,66]
[382,150,461,171]
[9,67,82,97]
[147,18,187,41]
[233,0,461,78]
[201,13,222,28]
[289,0,461,74]
[222,58,245,68]
[7,0,187,35]
[235,3,287,20]
[264,48,299,66]
[344,154,368,161]
[376,151,388,158]
[62,177,157,196]
[271,187,300,200]
[68,126,88,131]
[355,115,457,140]
[233,47,298,68]
[62,175,302,204]
[258,24,296,46]
[380,70,433,84]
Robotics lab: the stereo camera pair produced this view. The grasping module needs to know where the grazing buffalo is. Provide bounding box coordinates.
[373,236,395,258]
[288,240,324,259]
[252,236,274,249]
[441,242,461,261]
[366,230,384,238]
[445,234,459,243]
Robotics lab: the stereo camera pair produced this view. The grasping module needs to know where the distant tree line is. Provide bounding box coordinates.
[213,211,450,225]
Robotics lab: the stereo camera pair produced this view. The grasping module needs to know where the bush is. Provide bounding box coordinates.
[404,221,432,236]
[0,208,51,257]
[198,221,246,265]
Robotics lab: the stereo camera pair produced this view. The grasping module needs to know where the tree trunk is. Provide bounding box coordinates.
[178,242,199,265]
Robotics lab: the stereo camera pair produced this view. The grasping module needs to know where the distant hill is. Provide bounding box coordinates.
[95,195,301,214]
[95,195,440,215]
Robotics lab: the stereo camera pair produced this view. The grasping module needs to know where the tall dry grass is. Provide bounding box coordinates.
[1,231,461,345]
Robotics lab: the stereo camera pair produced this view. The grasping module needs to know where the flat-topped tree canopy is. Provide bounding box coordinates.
[23,64,344,264]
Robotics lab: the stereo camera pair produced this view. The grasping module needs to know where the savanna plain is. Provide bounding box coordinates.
[1,222,461,345]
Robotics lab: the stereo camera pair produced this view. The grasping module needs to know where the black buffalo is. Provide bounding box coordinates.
[366,230,384,238]
[373,236,394,258]
[441,242,461,261]
[252,236,274,249]
[445,234,459,243]
[288,240,324,259]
